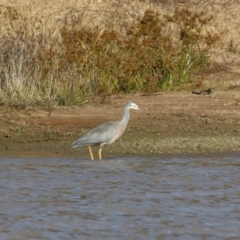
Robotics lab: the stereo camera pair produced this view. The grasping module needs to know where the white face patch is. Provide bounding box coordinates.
[130,103,139,110]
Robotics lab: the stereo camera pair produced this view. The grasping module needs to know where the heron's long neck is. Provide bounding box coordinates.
[118,106,130,130]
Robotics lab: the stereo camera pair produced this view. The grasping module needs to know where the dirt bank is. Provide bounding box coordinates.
[1,90,240,158]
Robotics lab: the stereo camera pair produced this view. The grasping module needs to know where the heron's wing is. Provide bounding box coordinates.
[72,122,118,147]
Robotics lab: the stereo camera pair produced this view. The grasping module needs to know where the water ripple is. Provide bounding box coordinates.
[0,156,240,239]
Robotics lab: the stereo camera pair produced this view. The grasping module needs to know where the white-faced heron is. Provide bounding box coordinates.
[72,101,143,160]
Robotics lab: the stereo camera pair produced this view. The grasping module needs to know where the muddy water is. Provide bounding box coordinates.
[0,156,240,239]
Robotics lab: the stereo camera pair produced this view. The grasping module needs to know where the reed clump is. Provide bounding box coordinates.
[0,6,218,108]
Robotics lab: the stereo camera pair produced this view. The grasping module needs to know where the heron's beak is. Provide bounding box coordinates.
[138,107,147,114]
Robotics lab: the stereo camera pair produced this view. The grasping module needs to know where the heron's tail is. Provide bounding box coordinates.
[72,139,84,148]
[72,138,100,148]
[72,138,92,148]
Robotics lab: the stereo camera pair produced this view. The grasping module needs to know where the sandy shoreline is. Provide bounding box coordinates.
[1,91,240,158]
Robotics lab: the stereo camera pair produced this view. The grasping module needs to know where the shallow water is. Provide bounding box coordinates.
[0,155,240,240]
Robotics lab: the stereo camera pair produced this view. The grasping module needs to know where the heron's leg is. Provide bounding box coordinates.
[88,146,94,160]
[98,148,102,160]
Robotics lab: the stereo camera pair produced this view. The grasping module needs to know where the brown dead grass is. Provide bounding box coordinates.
[1,0,239,48]
[1,0,240,88]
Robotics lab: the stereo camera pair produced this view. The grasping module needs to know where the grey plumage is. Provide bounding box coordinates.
[72,121,118,148]
[72,101,142,160]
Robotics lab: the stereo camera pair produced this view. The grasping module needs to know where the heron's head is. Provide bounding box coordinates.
[126,101,142,111]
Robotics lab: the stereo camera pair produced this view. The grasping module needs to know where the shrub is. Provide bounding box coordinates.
[0,7,218,108]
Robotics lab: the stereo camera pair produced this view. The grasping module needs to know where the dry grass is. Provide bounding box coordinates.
[1,0,239,47]
[0,0,239,108]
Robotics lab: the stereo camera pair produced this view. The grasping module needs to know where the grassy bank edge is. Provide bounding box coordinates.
[1,135,240,158]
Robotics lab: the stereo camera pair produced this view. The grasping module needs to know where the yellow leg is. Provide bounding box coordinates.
[98,148,102,160]
[88,146,94,160]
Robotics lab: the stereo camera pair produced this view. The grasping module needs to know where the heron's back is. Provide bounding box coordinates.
[72,121,118,148]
